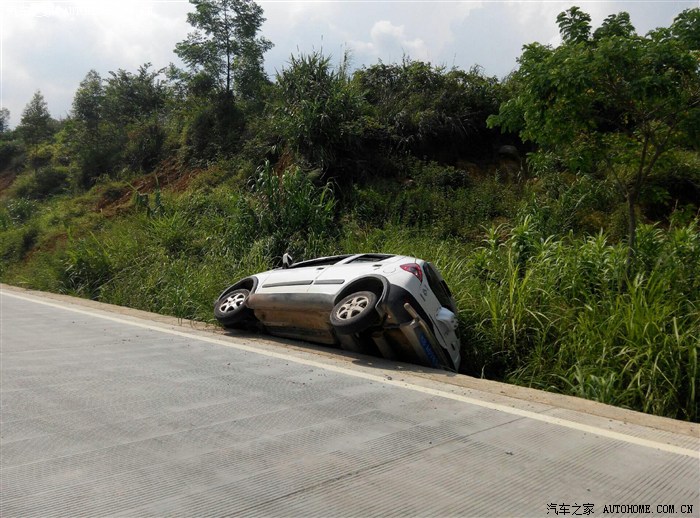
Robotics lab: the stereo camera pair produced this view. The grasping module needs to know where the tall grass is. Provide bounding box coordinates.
[462,218,698,421]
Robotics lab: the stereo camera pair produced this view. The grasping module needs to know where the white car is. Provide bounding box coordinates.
[214,253,460,371]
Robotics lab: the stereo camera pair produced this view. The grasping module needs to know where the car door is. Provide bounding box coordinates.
[256,265,320,294]
[312,254,397,295]
[257,256,353,294]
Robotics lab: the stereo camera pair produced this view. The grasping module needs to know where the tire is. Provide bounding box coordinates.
[214,288,254,328]
[330,291,380,335]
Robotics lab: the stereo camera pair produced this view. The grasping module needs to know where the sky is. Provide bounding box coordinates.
[0,0,696,128]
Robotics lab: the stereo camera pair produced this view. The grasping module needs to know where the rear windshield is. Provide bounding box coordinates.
[423,262,456,311]
[346,254,395,263]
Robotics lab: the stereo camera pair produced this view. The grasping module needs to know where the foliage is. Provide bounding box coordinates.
[0,224,38,269]
[180,92,245,161]
[10,167,71,199]
[72,70,104,135]
[63,65,171,187]
[489,7,700,269]
[349,158,518,239]
[0,139,23,172]
[175,0,273,99]
[271,51,367,174]
[1,3,699,421]
[18,91,54,158]
[103,64,168,125]
[61,233,113,300]
[357,60,503,162]
[0,108,10,133]
[239,162,337,259]
[3,198,36,225]
[68,71,110,185]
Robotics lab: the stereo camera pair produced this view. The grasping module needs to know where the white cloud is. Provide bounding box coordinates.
[350,20,429,62]
[1,0,189,125]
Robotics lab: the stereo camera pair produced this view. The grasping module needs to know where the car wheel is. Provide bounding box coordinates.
[330,291,380,335]
[214,288,253,328]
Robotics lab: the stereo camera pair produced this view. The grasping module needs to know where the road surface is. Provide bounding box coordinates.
[1,285,698,517]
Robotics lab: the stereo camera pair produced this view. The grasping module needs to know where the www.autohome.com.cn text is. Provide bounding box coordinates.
[547,503,696,515]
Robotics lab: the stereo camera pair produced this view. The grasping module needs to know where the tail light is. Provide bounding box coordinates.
[400,263,423,283]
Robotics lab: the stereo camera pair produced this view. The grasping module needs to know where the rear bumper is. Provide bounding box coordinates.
[397,303,457,371]
[378,285,459,371]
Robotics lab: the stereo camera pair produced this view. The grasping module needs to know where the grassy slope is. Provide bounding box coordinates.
[1,163,698,422]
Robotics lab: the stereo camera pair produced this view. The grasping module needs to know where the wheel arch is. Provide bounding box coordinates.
[333,275,389,315]
[216,276,259,301]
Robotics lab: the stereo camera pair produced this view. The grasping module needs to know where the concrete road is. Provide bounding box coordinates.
[1,285,698,517]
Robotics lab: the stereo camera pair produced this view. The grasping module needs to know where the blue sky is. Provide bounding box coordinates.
[0,0,695,127]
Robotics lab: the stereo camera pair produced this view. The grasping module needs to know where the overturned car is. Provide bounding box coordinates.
[214,253,460,371]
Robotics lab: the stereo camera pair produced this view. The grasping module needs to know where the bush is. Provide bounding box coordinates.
[125,118,166,172]
[182,96,245,162]
[0,223,39,269]
[239,163,337,260]
[10,167,70,199]
[348,159,518,239]
[0,139,24,171]
[4,198,37,225]
[272,51,367,173]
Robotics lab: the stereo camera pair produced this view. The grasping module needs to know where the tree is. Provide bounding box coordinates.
[66,65,172,186]
[103,64,167,125]
[0,108,10,133]
[68,70,108,186]
[101,64,170,173]
[18,91,54,174]
[556,6,591,44]
[175,0,273,100]
[488,8,700,272]
[593,12,634,40]
[72,70,104,135]
[19,91,53,152]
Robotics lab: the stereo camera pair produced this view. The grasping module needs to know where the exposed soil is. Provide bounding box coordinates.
[95,158,205,215]
[23,232,68,263]
[0,168,18,195]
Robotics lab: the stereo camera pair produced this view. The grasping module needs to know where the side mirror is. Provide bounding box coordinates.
[282,253,294,269]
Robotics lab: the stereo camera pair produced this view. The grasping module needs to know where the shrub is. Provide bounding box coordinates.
[0,139,24,171]
[10,167,70,199]
[4,198,37,225]
[0,223,39,268]
[239,163,337,260]
[272,51,367,173]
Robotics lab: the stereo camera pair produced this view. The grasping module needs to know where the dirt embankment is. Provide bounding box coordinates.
[0,169,17,196]
[95,158,204,215]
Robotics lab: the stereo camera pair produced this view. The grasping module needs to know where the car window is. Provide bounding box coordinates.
[289,255,352,268]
